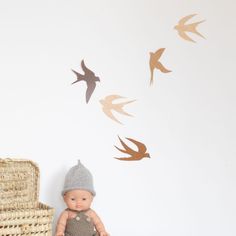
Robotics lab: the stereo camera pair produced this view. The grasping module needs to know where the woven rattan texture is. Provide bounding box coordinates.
[0,203,54,236]
[0,159,54,236]
[0,159,39,210]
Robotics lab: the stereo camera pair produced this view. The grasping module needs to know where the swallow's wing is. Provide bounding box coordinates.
[85,82,96,103]
[178,14,196,25]
[102,107,122,124]
[156,62,172,73]
[126,138,147,154]
[114,156,137,161]
[81,60,95,76]
[153,48,166,60]
[178,30,196,42]
[104,95,124,104]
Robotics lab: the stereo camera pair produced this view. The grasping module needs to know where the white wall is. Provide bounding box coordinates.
[0,0,235,235]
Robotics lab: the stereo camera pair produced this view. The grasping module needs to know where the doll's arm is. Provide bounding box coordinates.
[88,209,109,236]
[55,211,69,236]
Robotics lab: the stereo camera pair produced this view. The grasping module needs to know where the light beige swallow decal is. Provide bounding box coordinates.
[100,95,135,124]
[114,136,150,161]
[149,48,171,85]
[174,14,205,43]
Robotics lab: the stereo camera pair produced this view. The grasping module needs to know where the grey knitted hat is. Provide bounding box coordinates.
[62,160,96,196]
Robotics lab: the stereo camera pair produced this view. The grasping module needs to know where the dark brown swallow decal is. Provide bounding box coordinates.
[149,48,171,85]
[72,60,100,103]
[114,136,150,161]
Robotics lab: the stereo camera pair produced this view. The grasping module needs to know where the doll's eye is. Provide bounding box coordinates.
[82,198,86,201]
[71,198,75,201]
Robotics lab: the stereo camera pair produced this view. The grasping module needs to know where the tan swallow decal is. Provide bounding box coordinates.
[114,136,150,161]
[100,95,135,124]
[72,60,100,103]
[149,48,171,85]
[174,14,205,43]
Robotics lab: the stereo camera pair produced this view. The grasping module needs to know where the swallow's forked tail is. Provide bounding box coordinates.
[150,70,154,86]
[187,20,206,39]
[115,100,136,117]
[71,69,83,84]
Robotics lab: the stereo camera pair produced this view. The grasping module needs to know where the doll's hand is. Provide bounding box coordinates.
[99,231,109,236]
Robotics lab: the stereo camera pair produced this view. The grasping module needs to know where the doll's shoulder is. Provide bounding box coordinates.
[60,210,69,217]
[64,209,78,219]
[56,210,70,223]
[85,208,98,218]
[60,209,71,218]
[59,209,77,220]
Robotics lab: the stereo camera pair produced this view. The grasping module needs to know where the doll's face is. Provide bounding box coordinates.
[64,189,93,211]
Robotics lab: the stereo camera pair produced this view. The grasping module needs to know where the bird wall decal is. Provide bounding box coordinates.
[114,136,150,161]
[174,14,205,43]
[71,60,100,103]
[149,48,172,85]
[100,95,135,124]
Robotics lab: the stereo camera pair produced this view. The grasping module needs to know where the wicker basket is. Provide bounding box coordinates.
[0,159,54,236]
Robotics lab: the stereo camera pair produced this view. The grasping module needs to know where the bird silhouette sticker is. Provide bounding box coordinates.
[114,136,150,161]
[71,60,100,103]
[100,95,135,124]
[149,48,172,85]
[174,14,205,43]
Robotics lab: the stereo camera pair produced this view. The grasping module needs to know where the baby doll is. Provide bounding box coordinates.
[56,160,109,236]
